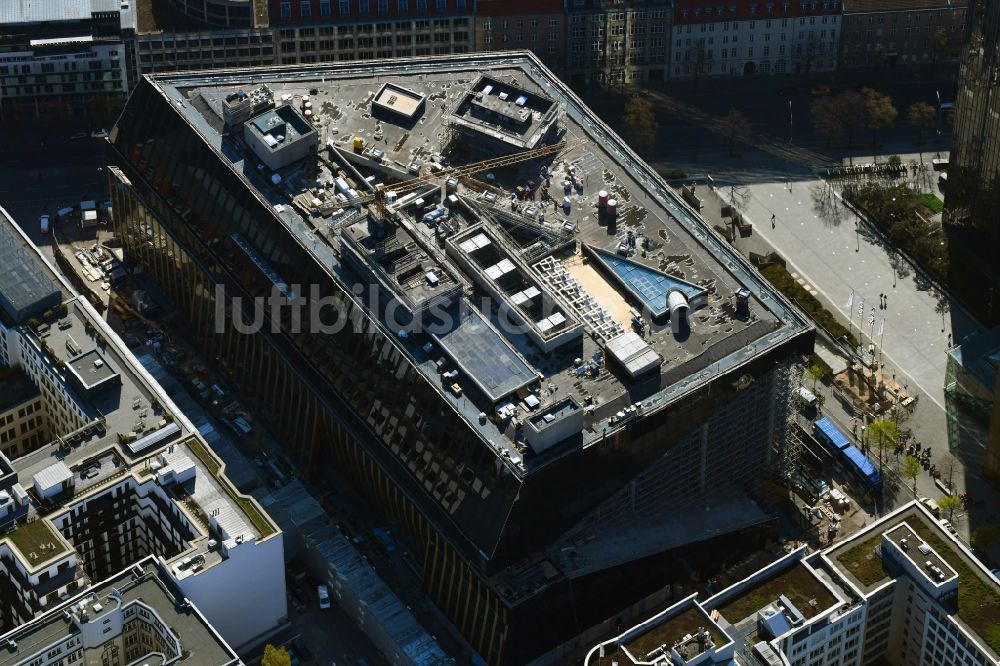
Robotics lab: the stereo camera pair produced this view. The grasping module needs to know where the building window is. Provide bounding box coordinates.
[397,0,408,11]
[416,0,427,11]
[320,0,331,15]
[280,1,291,18]
[359,0,370,13]
[436,0,445,9]
[378,0,387,14]
[300,1,311,17]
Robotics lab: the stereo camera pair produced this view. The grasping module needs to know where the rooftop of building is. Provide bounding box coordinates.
[0,556,239,665]
[135,0,215,33]
[130,52,811,480]
[622,601,728,663]
[0,0,122,25]
[842,0,965,12]
[0,368,40,414]
[827,501,1000,660]
[0,206,276,572]
[0,215,65,326]
[710,559,839,626]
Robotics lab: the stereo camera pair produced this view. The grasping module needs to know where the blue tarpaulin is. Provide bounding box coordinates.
[842,445,881,485]
[814,417,851,451]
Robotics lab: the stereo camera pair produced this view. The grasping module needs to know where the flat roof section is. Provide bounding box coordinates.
[886,522,957,585]
[373,82,425,120]
[432,303,538,404]
[715,562,837,625]
[622,602,727,663]
[0,219,63,325]
[68,348,119,392]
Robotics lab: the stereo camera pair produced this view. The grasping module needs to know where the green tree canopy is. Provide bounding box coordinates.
[902,455,921,494]
[908,101,937,142]
[938,494,962,521]
[262,644,292,666]
[861,88,899,149]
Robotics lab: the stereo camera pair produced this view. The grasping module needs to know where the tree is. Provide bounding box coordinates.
[834,90,868,150]
[262,644,292,666]
[861,88,898,151]
[938,494,962,521]
[902,455,921,494]
[810,96,844,148]
[866,419,900,469]
[622,95,657,152]
[719,108,752,157]
[807,363,826,391]
[931,27,956,62]
[908,101,937,144]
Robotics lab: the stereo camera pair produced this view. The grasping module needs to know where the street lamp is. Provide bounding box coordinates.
[788,100,793,144]
[855,219,860,252]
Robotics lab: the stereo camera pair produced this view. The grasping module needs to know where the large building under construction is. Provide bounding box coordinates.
[107,52,813,664]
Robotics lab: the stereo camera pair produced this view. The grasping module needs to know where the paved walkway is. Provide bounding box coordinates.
[712,155,982,412]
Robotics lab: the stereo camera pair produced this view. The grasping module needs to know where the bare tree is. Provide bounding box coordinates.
[622,95,658,151]
[908,101,937,143]
[835,90,868,149]
[719,108,752,157]
[810,96,844,148]
[862,87,898,151]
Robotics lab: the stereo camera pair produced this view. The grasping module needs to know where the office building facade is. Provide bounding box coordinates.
[0,0,133,119]
[107,54,812,663]
[943,0,1000,327]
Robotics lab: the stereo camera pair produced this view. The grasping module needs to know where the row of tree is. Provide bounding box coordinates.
[810,89,938,149]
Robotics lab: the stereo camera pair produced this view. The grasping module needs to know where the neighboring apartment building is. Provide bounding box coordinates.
[0,371,47,460]
[166,0,270,28]
[475,0,567,75]
[268,0,474,65]
[0,556,241,666]
[0,206,286,652]
[945,325,1000,482]
[587,500,1000,666]
[0,0,133,119]
[565,0,673,86]
[944,0,1000,328]
[130,0,275,81]
[839,0,967,69]
[107,52,812,664]
[670,0,842,80]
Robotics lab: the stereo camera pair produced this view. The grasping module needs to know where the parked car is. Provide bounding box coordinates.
[940,519,957,535]
[317,584,331,609]
[91,128,109,139]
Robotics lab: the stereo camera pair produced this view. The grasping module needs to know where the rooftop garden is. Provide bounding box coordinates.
[624,606,726,660]
[909,517,1000,656]
[835,532,889,587]
[185,438,275,540]
[717,564,836,624]
[5,518,68,561]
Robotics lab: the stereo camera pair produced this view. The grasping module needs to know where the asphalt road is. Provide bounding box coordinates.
[0,125,111,256]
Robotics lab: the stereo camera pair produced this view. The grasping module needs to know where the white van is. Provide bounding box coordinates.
[794,386,817,408]
[39,215,50,234]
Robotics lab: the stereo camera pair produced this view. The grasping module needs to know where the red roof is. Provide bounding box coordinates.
[674,0,843,24]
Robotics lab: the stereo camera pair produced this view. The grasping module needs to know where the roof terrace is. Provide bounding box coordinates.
[713,562,838,626]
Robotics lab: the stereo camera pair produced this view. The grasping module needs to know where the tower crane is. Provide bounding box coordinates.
[326,137,580,215]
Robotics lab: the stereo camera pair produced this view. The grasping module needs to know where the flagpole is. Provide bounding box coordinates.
[846,290,854,343]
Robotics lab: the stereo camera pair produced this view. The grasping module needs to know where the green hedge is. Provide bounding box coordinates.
[760,263,859,347]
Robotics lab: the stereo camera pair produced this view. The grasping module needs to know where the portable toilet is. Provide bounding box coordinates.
[353,136,364,153]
